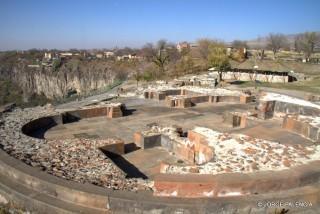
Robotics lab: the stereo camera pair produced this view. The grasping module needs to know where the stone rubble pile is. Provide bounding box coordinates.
[0,106,151,191]
[30,138,151,191]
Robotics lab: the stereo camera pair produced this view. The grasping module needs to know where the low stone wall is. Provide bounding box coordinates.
[145,89,254,107]
[305,93,320,102]
[21,105,125,138]
[214,95,240,103]
[153,161,320,198]
[65,105,123,120]
[219,71,289,83]
[283,115,320,143]
[2,148,320,212]
[274,101,320,117]
[133,132,162,149]
[144,89,182,100]
[21,115,62,136]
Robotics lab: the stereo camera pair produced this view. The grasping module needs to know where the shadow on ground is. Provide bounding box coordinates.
[100,149,148,179]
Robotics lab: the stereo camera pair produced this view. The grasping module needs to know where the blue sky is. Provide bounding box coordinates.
[0,0,319,50]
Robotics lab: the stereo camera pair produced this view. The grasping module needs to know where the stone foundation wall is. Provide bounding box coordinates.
[215,95,241,103]
[219,71,289,83]
[145,89,254,108]
[133,129,214,165]
[304,94,320,102]
[274,101,320,117]
[63,105,123,121]
[22,115,62,137]
[282,116,320,143]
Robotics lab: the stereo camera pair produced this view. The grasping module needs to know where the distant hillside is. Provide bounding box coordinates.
[246,32,320,49]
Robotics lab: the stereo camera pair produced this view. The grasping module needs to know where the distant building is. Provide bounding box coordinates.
[226,46,232,56]
[116,53,141,61]
[177,42,190,52]
[104,51,115,58]
[44,52,52,60]
[60,52,73,57]
[190,43,198,48]
[96,53,103,59]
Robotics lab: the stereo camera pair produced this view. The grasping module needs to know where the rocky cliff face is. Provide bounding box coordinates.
[0,59,123,100]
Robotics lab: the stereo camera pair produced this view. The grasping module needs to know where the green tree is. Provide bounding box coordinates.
[207,42,230,82]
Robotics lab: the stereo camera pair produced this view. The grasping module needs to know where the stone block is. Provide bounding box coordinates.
[240,115,247,128]
[165,97,175,107]
[159,162,170,173]
[173,143,195,164]
[176,98,192,108]
[309,126,319,142]
[99,140,125,155]
[161,135,174,151]
[257,101,275,119]
[282,116,295,130]
[156,92,166,100]
[240,95,254,104]
[143,91,149,99]
[107,106,123,118]
[223,112,241,127]
[188,130,208,145]
[133,132,161,149]
[194,143,214,165]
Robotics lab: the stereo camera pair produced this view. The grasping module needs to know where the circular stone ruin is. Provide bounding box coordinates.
[0,84,320,213]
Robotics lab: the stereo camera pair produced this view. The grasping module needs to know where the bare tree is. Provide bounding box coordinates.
[157,39,168,50]
[141,43,156,61]
[295,32,320,59]
[266,33,288,59]
[151,40,170,75]
[231,40,248,49]
[133,70,142,87]
[196,39,213,60]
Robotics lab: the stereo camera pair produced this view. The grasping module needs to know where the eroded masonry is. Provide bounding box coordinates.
[0,76,320,213]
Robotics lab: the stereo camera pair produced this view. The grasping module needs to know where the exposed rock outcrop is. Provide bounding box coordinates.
[0,59,123,99]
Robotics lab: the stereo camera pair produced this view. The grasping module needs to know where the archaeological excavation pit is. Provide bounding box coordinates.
[1,84,320,213]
